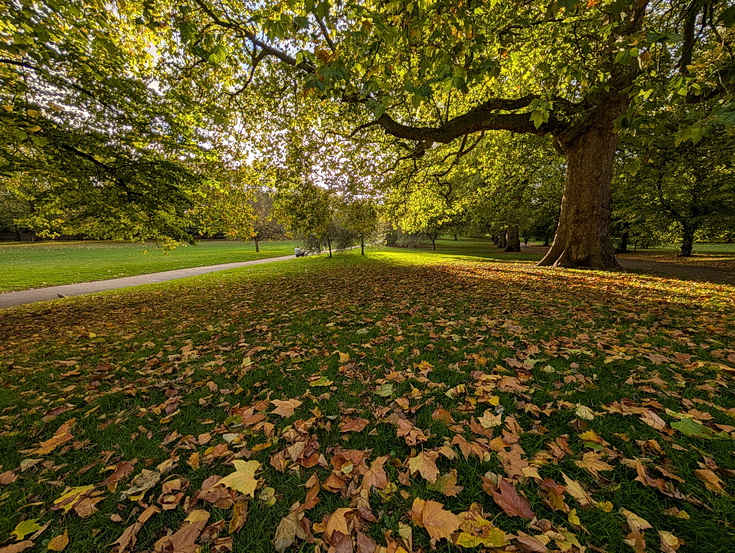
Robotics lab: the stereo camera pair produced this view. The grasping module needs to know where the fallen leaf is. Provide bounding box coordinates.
[659,530,684,553]
[218,460,261,497]
[271,399,302,418]
[47,530,69,552]
[11,519,42,541]
[482,477,535,519]
[339,418,369,433]
[694,469,727,494]
[408,451,440,483]
[621,508,653,533]
[427,469,463,497]
[32,419,75,455]
[410,498,461,542]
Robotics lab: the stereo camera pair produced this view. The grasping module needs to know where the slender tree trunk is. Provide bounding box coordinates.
[679,222,697,257]
[539,103,623,269]
[505,225,521,252]
[327,236,332,258]
[543,227,550,247]
[618,223,630,253]
[454,234,458,241]
[360,236,365,255]
[431,234,436,250]
[254,237,260,253]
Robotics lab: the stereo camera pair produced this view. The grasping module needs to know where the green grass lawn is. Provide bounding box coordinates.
[1,243,734,552]
[0,239,300,292]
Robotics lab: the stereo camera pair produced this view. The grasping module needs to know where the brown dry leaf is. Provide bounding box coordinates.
[478,410,503,428]
[621,508,653,533]
[575,451,614,479]
[120,469,160,501]
[271,399,302,418]
[407,451,440,484]
[32,419,75,455]
[0,541,34,553]
[427,470,463,497]
[410,497,461,542]
[229,499,248,534]
[561,473,594,508]
[694,469,727,495]
[273,506,307,553]
[47,530,69,552]
[361,456,389,491]
[339,417,369,433]
[482,477,535,519]
[103,461,136,492]
[324,508,353,542]
[0,470,17,485]
[153,511,209,553]
[113,505,160,553]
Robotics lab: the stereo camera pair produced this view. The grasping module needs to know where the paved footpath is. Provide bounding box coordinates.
[0,255,296,309]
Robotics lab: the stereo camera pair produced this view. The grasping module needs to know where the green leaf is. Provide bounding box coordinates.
[12,519,43,541]
[374,383,394,397]
[670,417,718,438]
[718,6,735,28]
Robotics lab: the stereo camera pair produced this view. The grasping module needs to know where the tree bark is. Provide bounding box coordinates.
[327,235,332,258]
[254,237,260,253]
[679,222,697,256]
[497,231,507,250]
[505,225,521,252]
[360,236,365,255]
[539,103,623,269]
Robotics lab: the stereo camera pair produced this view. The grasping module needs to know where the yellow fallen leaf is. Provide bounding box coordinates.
[47,530,69,551]
[218,460,261,497]
[410,498,461,542]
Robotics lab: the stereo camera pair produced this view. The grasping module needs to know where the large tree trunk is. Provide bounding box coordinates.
[679,222,697,257]
[496,231,507,250]
[505,225,521,252]
[539,104,622,269]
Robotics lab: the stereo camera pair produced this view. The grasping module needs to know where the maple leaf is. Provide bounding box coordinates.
[324,508,354,542]
[408,450,440,483]
[574,451,614,479]
[427,469,463,497]
[10,519,42,541]
[478,409,503,428]
[31,418,75,455]
[410,498,461,542]
[361,455,389,491]
[339,417,369,433]
[152,510,209,553]
[274,505,308,553]
[482,477,535,519]
[271,399,302,417]
[218,459,261,497]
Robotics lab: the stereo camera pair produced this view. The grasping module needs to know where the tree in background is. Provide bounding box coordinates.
[615,111,735,256]
[0,0,221,243]
[162,0,734,268]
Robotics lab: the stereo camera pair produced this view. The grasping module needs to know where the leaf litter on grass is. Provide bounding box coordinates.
[0,254,734,552]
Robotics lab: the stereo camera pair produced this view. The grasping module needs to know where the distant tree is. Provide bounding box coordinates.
[615,117,735,256]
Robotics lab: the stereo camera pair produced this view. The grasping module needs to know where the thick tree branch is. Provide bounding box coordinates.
[376,95,568,143]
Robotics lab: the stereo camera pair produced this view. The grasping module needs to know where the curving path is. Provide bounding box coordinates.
[0,255,296,309]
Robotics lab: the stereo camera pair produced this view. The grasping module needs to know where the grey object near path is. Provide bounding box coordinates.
[0,254,296,309]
